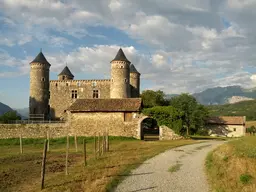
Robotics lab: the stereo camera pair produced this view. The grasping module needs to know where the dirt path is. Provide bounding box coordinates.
[114,141,224,192]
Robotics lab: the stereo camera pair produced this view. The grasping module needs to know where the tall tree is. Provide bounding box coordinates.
[141,90,168,108]
[170,93,209,136]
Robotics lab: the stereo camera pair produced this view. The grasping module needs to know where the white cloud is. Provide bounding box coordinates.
[1,0,256,94]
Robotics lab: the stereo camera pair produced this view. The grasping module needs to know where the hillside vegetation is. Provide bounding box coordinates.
[206,136,256,192]
[207,99,256,120]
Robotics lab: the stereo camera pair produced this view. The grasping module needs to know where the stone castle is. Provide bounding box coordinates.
[29,48,141,120]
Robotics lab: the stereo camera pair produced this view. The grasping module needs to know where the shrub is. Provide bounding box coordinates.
[240,174,253,184]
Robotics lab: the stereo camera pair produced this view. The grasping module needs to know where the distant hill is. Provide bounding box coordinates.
[0,102,28,119]
[192,86,256,105]
[207,99,256,121]
[15,108,29,119]
[0,102,13,115]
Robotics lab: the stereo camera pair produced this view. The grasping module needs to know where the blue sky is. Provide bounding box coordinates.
[1,0,256,108]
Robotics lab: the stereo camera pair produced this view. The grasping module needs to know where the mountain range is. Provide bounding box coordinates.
[1,85,256,118]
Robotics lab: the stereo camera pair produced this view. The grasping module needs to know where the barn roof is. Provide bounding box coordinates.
[207,116,246,125]
[68,98,142,112]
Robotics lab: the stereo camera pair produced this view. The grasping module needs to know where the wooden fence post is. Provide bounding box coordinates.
[98,133,100,157]
[19,133,23,154]
[74,134,78,152]
[41,139,48,190]
[83,139,87,166]
[94,133,97,159]
[102,133,105,155]
[47,131,50,152]
[65,135,69,175]
[106,132,109,152]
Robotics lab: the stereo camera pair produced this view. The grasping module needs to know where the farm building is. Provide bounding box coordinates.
[206,116,246,137]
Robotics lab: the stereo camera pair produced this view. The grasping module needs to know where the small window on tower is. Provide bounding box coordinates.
[62,76,65,80]
[93,90,99,98]
[55,83,58,87]
[125,78,128,83]
[66,83,68,86]
[42,77,45,81]
[71,90,78,99]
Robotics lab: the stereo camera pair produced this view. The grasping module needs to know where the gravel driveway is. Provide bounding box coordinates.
[114,140,224,192]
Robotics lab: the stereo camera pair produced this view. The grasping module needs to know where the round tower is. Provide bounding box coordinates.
[29,50,51,120]
[110,48,131,98]
[58,66,74,80]
[130,64,140,98]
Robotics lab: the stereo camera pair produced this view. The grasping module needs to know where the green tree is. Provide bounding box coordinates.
[170,93,209,136]
[142,106,183,134]
[141,90,168,108]
[0,111,21,123]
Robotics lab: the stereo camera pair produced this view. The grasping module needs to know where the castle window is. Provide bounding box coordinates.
[66,83,69,86]
[71,90,78,99]
[42,77,45,81]
[55,83,58,87]
[233,128,236,132]
[62,76,65,80]
[93,90,99,98]
[125,78,128,83]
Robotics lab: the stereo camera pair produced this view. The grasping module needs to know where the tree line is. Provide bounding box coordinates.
[141,90,209,136]
[0,111,21,123]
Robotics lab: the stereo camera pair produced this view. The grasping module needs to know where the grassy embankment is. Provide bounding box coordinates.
[0,136,196,192]
[206,136,256,192]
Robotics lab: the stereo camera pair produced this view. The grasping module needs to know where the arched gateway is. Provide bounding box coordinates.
[138,116,159,140]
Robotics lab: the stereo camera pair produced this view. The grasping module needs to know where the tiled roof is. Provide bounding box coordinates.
[68,98,142,112]
[30,51,50,65]
[58,66,74,78]
[207,116,246,125]
[130,64,140,74]
[112,48,131,63]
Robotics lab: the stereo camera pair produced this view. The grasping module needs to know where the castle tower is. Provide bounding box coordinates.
[110,48,131,98]
[29,50,51,120]
[58,66,74,80]
[130,64,140,98]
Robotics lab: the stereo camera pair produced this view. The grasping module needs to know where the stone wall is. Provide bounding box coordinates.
[159,125,183,140]
[69,112,140,138]
[0,112,143,139]
[0,123,68,139]
[49,79,111,119]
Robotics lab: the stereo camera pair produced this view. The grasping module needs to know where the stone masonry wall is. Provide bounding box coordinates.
[69,112,140,138]
[159,125,183,140]
[0,123,68,139]
[49,80,111,120]
[0,112,142,139]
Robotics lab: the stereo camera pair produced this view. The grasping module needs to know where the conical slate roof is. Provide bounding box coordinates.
[130,64,140,74]
[58,66,74,78]
[30,51,50,65]
[112,48,131,63]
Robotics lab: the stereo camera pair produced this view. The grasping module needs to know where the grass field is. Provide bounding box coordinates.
[0,137,196,192]
[206,136,256,192]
